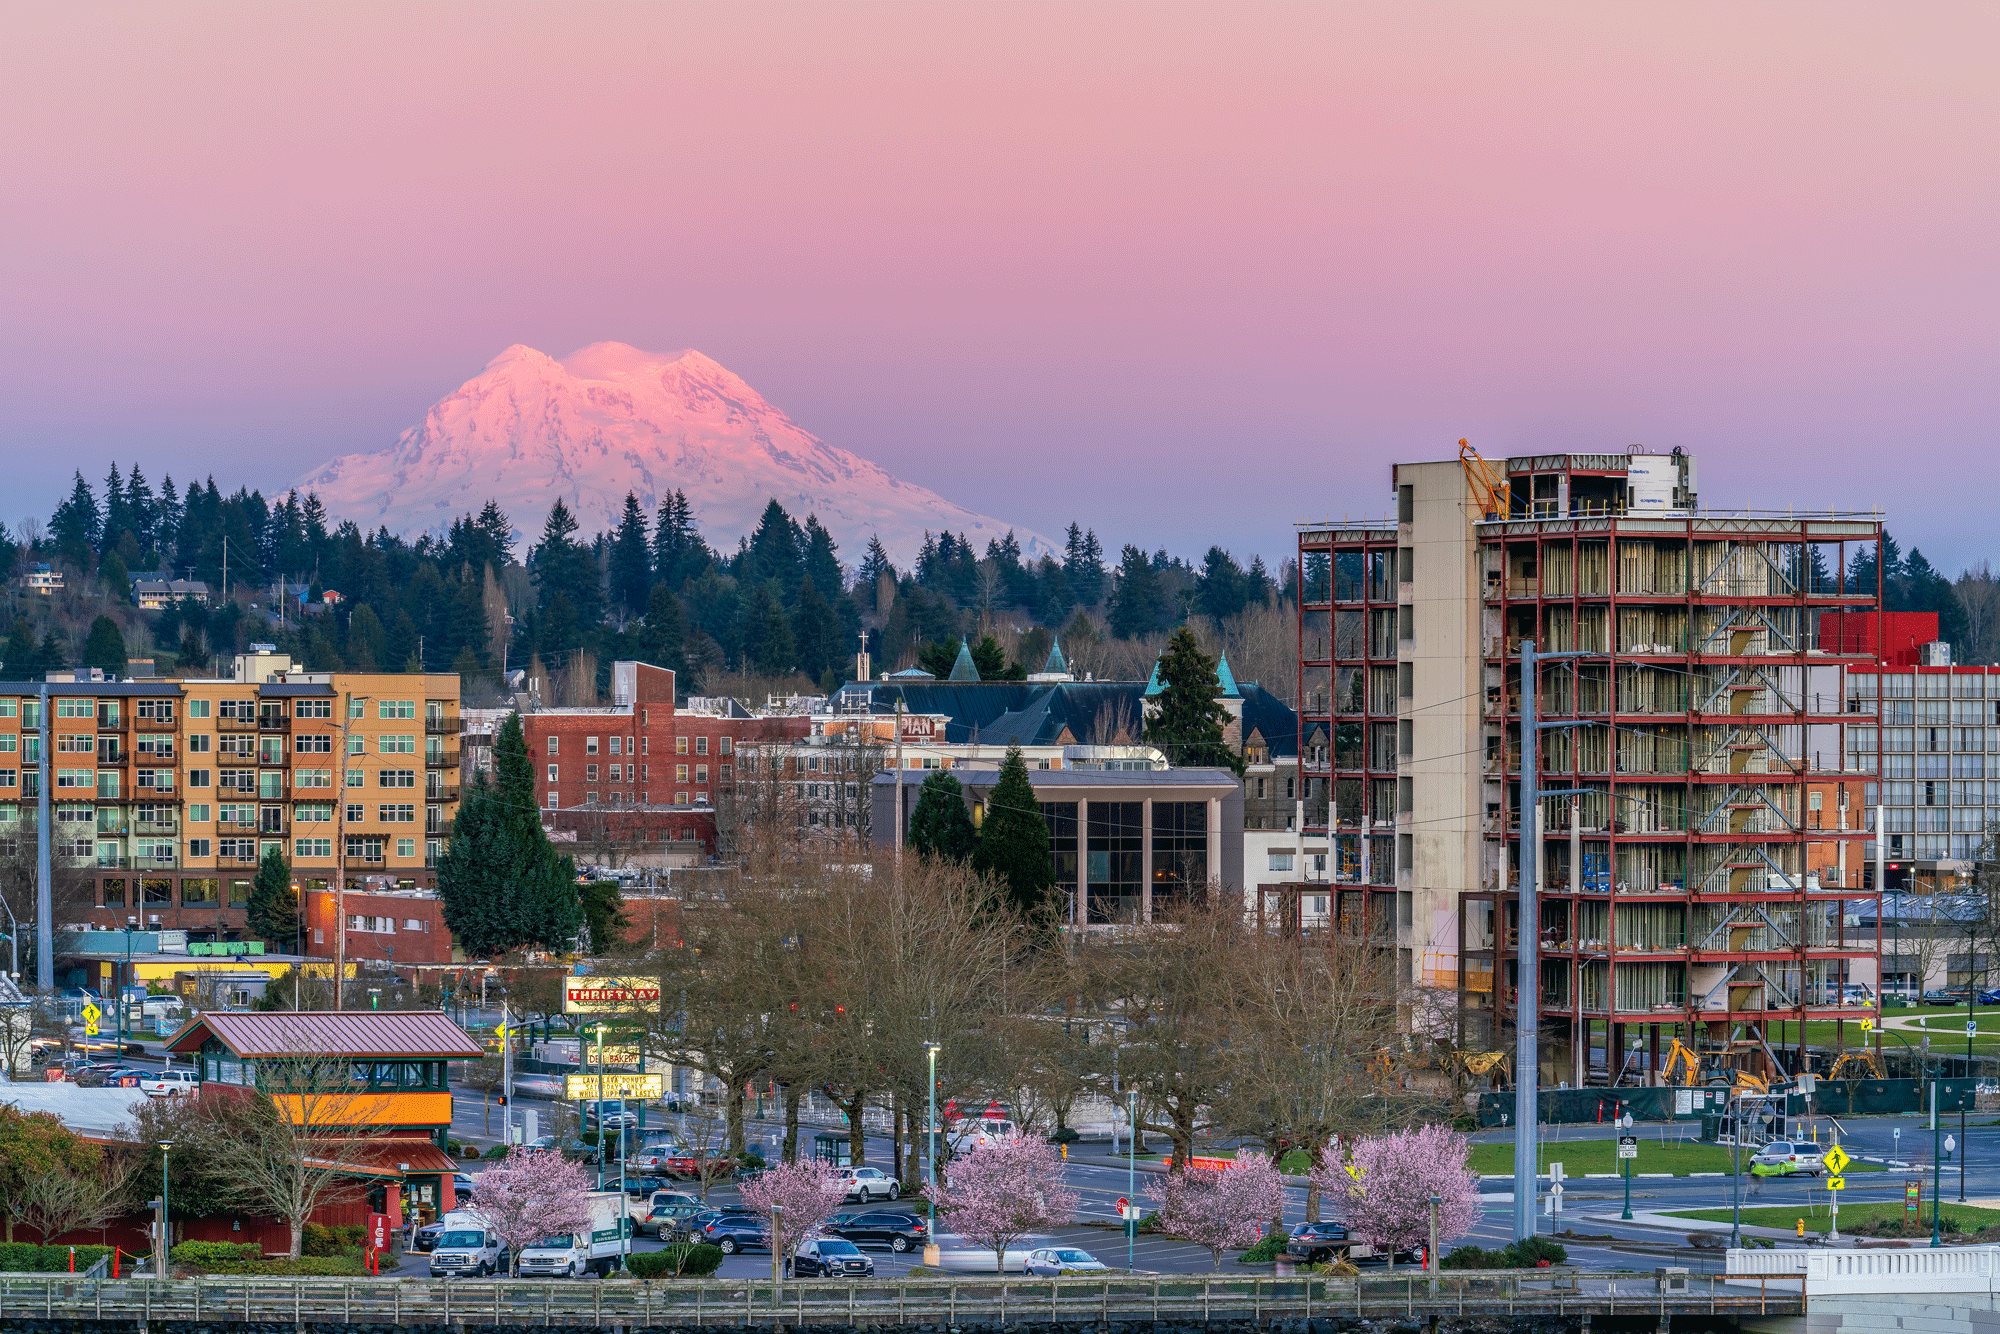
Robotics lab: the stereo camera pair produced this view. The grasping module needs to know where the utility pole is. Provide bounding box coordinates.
[332,691,369,1011]
[35,682,51,991]
[893,699,905,878]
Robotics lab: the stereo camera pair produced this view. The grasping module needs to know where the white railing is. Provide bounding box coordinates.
[1730,1245,2000,1295]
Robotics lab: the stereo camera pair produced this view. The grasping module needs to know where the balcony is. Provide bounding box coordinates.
[135,819,179,836]
[96,744,124,765]
[426,785,460,804]
[424,717,458,735]
[258,714,289,731]
[132,715,175,733]
[426,819,455,839]
[217,716,258,732]
[217,818,260,833]
[216,853,260,868]
[425,749,459,769]
[96,711,129,732]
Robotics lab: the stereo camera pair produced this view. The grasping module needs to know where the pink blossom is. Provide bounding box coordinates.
[737,1158,843,1259]
[1313,1126,1481,1263]
[1144,1152,1286,1269]
[924,1134,1079,1273]
[469,1151,595,1276]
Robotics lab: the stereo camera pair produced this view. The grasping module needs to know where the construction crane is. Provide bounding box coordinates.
[1459,438,1509,522]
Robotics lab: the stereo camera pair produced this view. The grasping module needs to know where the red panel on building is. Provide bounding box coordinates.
[1820,611,1939,667]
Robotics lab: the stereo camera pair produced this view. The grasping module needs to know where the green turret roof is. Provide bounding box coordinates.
[948,640,980,682]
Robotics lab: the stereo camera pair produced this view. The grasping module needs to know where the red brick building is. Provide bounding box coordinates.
[303,883,458,966]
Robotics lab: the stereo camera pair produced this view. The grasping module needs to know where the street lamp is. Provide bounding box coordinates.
[158,1140,173,1273]
[1619,1111,1634,1221]
[924,1041,941,1265]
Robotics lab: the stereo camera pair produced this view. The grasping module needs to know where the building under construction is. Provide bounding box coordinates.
[1297,447,1883,1085]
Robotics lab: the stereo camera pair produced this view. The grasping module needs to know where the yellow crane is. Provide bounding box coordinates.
[1459,438,1509,522]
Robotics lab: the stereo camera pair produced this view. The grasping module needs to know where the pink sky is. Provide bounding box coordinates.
[3,2,1995,569]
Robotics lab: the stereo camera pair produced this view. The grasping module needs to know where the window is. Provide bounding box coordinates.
[56,699,91,718]
[294,769,332,789]
[547,763,559,781]
[348,697,365,718]
[641,764,650,780]
[347,735,364,755]
[295,837,331,858]
[696,736,709,755]
[378,700,415,719]
[0,771,14,788]
[0,701,15,718]
[184,732,210,754]
[586,764,598,781]
[57,768,92,788]
[57,733,94,753]
[188,838,212,858]
[676,736,689,755]
[676,764,689,782]
[719,737,733,755]
[546,791,558,809]
[675,791,687,804]
[585,792,598,806]
[219,837,257,858]
[1269,851,1295,872]
[378,735,414,753]
[295,699,331,719]
[608,736,621,755]
[378,769,415,787]
[346,768,364,787]
[695,765,708,783]
[296,733,332,753]
[640,737,649,755]
[294,802,331,823]
[345,836,384,860]
[587,736,599,755]
[397,837,416,858]
[547,736,559,756]
[188,768,212,788]
[720,763,732,780]
[379,804,415,823]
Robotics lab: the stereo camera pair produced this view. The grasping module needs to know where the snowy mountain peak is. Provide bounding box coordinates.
[296,344,1047,566]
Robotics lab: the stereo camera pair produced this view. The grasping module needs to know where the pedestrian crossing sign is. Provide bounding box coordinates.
[1826,1175,1846,1191]
[1823,1145,1851,1175]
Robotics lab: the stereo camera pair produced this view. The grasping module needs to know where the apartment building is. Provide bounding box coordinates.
[1298,448,1883,1085]
[4,650,459,937]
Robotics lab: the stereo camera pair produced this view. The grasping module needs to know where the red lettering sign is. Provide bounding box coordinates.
[367,1213,390,1252]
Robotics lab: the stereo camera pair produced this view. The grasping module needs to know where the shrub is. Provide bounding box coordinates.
[1440,1244,1501,1270]
[198,1256,368,1277]
[485,1144,510,1160]
[0,1243,38,1273]
[301,1223,337,1257]
[0,1244,113,1273]
[1237,1234,1285,1264]
[626,1243,723,1279]
[171,1241,261,1267]
[1048,1127,1080,1145]
[1440,1237,1566,1270]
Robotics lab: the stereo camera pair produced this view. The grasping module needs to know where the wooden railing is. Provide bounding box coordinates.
[0,1270,1803,1328]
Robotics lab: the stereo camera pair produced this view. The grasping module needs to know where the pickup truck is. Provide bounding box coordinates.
[632,1141,731,1182]
[428,1210,509,1278]
[516,1191,632,1278]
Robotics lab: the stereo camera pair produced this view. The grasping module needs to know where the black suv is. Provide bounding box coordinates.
[1284,1221,1351,1264]
[823,1211,929,1252]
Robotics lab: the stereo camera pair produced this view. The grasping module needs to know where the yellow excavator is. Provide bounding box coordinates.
[1441,1048,1513,1092]
[1826,1048,1885,1081]
[1661,1037,1773,1093]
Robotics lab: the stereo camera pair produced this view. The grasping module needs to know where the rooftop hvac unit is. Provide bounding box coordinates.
[1921,641,1953,667]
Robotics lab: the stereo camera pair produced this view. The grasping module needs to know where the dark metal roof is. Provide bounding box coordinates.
[258,683,337,697]
[872,767,1240,793]
[0,680,184,696]
[166,1009,483,1059]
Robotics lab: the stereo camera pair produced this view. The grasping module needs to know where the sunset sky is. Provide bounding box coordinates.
[4,3,1994,570]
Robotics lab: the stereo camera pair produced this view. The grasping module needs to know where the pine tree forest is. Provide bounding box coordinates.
[1,470,1320,700]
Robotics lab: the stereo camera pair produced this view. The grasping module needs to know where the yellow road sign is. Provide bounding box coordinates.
[83,1021,98,1036]
[1859,1019,1874,1032]
[81,1003,100,1022]
[1827,1175,1846,1191]
[1823,1145,1852,1175]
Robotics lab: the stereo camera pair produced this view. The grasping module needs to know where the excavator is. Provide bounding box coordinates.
[1440,1047,1513,1092]
[1660,1037,1776,1094]
[1825,1048,1885,1081]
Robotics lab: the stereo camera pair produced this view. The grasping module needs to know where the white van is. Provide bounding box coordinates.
[428,1210,509,1278]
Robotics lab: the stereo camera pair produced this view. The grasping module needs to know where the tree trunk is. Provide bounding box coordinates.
[845,1094,867,1167]
[726,1081,748,1155]
[890,1093,904,1185]
[782,1086,801,1164]
[483,1091,491,1135]
[290,1219,304,1261]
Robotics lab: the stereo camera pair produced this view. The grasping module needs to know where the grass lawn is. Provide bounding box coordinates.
[1467,1138,1884,1178]
[1667,1200,2000,1236]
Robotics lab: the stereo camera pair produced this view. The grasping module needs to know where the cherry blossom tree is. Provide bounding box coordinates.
[1144,1152,1286,1269]
[923,1134,1079,1274]
[1314,1125,1480,1266]
[472,1151,594,1276]
[737,1158,842,1261]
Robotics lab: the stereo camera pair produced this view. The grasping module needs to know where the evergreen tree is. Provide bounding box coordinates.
[578,880,629,954]
[741,580,796,674]
[857,536,896,589]
[917,637,962,679]
[1245,556,1274,607]
[2,619,33,676]
[906,769,977,861]
[82,616,127,676]
[437,715,582,955]
[742,500,806,601]
[50,471,101,564]
[1107,544,1169,638]
[970,634,1022,680]
[1064,524,1106,605]
[652,490,708,589]
[246,847,302,950]
[530,498,603,625]
[972,745,1058,922]
[1146,626,1245,775]
[33,631,66,676]
[1196,547,1249,621]
[100,463,128,555]
[638,583,690,676]
[124,465,156,555]
[802,516,844,605]
[608,492,653,618]
[791,576,840,681]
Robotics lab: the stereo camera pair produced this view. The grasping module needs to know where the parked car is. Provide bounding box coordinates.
[830,1166,902,1203]
[1979,989,2000,1006]
[524,1134,601,1165]
[632,1140,730,1181]
[1284,1221,1351,1264]
[641,1201,708,1240]
[788,1237,875,1278]
[413,1220,445,1253]
[1023,1247,1107,1276]
[948,1118,1018,1155]
[1925,986,1974,1006]
[137,1068,199,1096]
[452,1172,477,1201]
[823,1211,929,1253]
[585,1109,640,1131]
[1749,1140,1827,1178]
[699,1213,770,1255]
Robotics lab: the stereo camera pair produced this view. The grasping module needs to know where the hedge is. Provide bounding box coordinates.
[170,1242,261,1266]
[627,1244,724,1279]
[194,1257,369,1277]
[301,1223,365,1257]
[0,1244,113,1273]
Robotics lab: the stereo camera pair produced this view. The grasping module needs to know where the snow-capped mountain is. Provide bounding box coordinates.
[297,342,1048,566]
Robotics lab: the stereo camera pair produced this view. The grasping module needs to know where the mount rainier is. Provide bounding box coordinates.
[296,342,1047,566]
